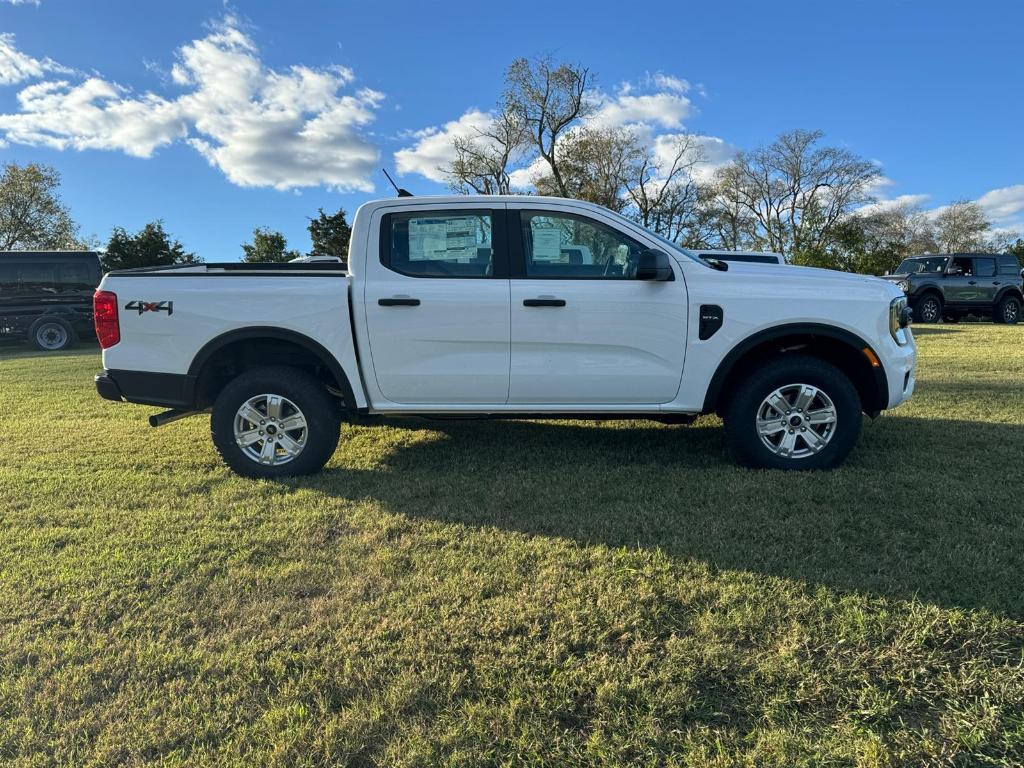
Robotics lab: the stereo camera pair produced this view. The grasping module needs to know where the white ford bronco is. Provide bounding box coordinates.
[93,195,917,477]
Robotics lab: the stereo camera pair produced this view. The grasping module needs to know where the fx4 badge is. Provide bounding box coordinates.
[125,300,173,316]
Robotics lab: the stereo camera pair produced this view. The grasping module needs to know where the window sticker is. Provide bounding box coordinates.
[532,227,563,262]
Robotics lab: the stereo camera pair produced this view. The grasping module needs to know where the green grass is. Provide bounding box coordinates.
[1,325,1023,766]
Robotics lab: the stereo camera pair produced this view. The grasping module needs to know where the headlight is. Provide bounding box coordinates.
[896,279,910,293]
[889,296,911,345]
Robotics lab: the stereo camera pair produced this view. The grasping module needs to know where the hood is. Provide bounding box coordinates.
[722,261,892,286]
[708,260,905,301]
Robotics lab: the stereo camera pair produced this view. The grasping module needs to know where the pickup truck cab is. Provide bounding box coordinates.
[94,195,916,476]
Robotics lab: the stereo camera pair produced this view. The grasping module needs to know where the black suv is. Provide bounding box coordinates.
[882,253,1023,324]
[0,251,102,350]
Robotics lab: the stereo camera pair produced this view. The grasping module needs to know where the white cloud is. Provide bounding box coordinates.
[688,135,739,182]
[0,17,383,191]
[977,184,1024,228]
[394,108,493,183]
[0,33,69,85]
[590,89,691,130]
[2,0,41,6]
[650,73,690,93]
[0,78,185,156]
[506,156,548,190]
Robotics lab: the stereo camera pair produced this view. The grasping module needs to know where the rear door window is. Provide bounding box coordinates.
[382,210,497,278]
[974,257,996,278]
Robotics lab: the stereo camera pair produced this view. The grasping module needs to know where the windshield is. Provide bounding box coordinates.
[895,256,947,275]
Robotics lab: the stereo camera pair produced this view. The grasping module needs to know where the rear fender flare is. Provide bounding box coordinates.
[186,326,356,409]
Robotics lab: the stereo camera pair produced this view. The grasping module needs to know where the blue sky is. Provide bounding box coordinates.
[1,0,1022,258]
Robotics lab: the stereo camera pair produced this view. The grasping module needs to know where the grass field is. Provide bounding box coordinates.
[1,325,1023,766]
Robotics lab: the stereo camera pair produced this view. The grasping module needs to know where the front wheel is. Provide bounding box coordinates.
[211,366,341,478]
[995,295,1020,325]
[723,355,862,471]
[912,295,942,324]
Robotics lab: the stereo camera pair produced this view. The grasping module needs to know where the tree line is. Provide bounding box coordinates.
[440,57,1024,272]
[0,162,351,270]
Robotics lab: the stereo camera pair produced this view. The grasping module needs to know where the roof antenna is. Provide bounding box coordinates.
[382,168,413,197]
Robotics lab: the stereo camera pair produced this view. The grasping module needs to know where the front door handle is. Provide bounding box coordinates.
[378,297,420,307]
[523,298,566,307]
[968,280,977,285]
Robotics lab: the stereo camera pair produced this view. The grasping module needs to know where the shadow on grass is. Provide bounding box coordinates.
[908,326,961,336]
[0,340,99,360]
[294,415,1024,617]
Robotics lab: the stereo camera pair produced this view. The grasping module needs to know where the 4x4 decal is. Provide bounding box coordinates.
[125,300,173,316]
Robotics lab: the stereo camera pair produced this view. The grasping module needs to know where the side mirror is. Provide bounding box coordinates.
[636,249,674,281]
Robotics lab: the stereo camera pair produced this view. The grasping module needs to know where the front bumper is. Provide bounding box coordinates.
[883,331,917,409]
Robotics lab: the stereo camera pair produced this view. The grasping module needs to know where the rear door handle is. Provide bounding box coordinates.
[523,298,566,307]
[968,281,977,285]
[378,297,420,306]
[993,281,1001,286]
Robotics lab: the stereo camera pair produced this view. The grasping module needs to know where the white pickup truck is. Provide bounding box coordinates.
[93,195,917,477]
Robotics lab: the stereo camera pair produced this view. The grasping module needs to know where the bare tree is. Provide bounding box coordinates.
[819,202,938,274]
[0,162,83,251]
[534,126,642,211]
[933,200,990,252]
[445,110,529,195]
[625,133,704,241]
[696,171,759,250]
[504,57,592,198]
[718,129,880,258]
[988,229,1023,255]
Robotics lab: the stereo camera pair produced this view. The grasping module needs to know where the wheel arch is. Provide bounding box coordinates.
[910,286,944,304]
[186,326,357,411]
[995,286,1023,303]
[702,323,889,417]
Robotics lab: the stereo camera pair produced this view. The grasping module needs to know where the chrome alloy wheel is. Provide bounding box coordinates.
[233,394,308,466]
[755,383,838,459]
[36,322,69,350]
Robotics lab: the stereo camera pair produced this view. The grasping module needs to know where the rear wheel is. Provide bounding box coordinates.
[913,295,942,324]
[724,355,862,471]
[995,295,1020,325]
[211,366,341,478]
[28,317,76,351]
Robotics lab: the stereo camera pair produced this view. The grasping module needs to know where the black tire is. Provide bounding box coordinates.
[211,366,341,478]
[912,294,942,324]
[995,295,1020,325]
[28,316,76,351]
[723,355,862,471]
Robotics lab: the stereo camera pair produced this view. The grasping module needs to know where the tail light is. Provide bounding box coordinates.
[93,290,120,348]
